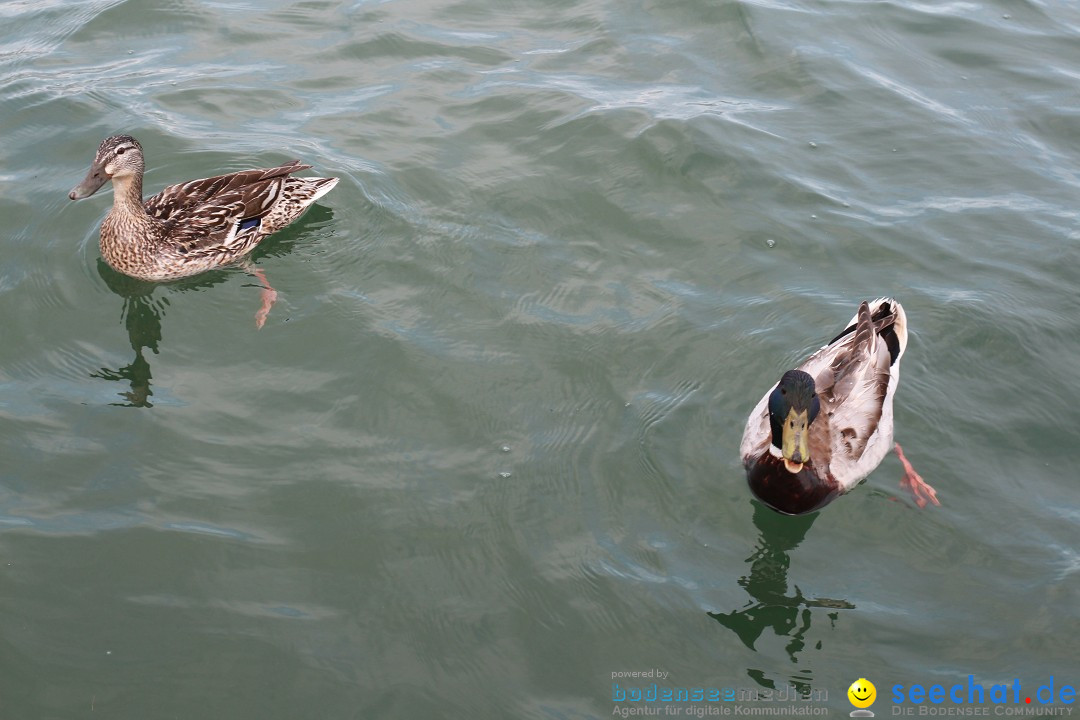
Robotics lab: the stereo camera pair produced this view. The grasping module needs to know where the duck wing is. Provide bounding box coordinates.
[143,162,312,258]
[800,300,901,489]
[144,161,310,223]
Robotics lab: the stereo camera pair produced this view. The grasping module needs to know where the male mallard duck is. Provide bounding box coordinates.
[740,298,939,515]
[69,135,338,326]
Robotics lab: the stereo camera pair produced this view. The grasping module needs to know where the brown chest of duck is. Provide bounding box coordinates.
[745,369,840,515]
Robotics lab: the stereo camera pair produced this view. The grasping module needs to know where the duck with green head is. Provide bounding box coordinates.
[741,298,939,515]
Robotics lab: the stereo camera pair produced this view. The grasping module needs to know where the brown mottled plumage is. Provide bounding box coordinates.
[69,135,338,281]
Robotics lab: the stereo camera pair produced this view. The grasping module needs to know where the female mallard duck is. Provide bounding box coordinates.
[69,135,338,326]
[740,298,939,515]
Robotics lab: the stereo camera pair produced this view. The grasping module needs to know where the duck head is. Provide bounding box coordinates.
[69,135,144,200]
[768,369,820,474]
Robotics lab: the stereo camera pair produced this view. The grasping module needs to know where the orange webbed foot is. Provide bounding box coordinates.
[251,267,278,329]
[894,442,939,508]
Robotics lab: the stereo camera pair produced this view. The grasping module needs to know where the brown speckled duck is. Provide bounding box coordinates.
[69,135,338,327]
[740,298,939,515]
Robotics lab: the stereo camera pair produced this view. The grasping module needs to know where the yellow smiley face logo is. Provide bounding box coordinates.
[848,678,876,708]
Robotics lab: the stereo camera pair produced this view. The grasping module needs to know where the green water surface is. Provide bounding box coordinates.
[1,0,1078,717]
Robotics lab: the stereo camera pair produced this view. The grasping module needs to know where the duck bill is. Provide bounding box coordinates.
[781,408,810,473]
[69,164,108,200]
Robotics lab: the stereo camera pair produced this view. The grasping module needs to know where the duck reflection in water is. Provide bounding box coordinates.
[90,260,228,407]
[88,208,332,407]
[709,502,854,669]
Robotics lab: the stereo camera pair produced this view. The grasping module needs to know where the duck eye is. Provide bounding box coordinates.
[780,388,787,395]
[116,148,126,155]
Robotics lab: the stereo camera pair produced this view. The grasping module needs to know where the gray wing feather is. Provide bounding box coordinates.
[804,301,897,489]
